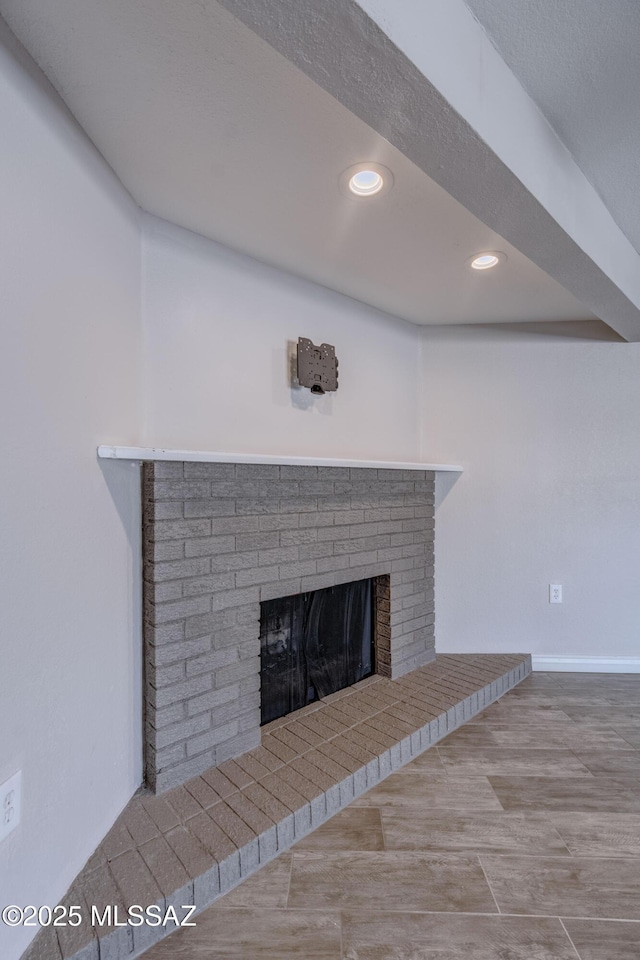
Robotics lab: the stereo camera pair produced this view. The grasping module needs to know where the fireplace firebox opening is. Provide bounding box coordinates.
[259,574,390,725]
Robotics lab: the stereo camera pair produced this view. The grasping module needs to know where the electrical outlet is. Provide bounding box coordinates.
[0,771,22,842]
[549,584,563,604]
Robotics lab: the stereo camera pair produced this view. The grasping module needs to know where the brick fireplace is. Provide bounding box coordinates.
[142,460,436,792]
[25,448,534,960]
[13,448,538,960]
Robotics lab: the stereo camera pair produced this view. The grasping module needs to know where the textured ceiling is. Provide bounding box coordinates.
[464,0,640,255]
[0,0,594,325]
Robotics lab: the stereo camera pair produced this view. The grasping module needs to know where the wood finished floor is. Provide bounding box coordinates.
[143,672,640,960]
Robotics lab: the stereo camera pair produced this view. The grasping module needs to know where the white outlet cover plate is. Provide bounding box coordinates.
[1,770,22,842]
[549,584,563,604]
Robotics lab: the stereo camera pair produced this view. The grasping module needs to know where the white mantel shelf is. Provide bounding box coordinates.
[97,446,463,473]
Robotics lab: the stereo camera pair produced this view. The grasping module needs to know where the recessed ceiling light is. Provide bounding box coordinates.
[349,169,384,196]
[469,251,505,270]
[340,162,393,199]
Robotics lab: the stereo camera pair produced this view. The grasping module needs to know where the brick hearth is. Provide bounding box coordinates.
[22,653,531,960]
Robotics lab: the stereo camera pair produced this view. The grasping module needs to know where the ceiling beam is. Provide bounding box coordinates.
[218,0,640,341]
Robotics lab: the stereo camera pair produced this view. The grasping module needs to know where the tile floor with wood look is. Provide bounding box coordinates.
[143,671,640,960]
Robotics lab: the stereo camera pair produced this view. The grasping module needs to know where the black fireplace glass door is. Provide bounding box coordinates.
[260,578,374,725]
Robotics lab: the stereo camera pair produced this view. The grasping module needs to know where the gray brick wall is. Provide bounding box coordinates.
[143,461,436,793]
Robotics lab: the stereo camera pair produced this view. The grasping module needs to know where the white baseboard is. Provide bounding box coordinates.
[532,656,640,674]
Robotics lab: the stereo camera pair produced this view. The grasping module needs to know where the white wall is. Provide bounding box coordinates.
[142,216,421,462]
[0,23,142,959]
[421,323,640,663]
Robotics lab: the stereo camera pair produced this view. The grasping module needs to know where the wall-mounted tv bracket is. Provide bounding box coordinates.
[296,338,339,395]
